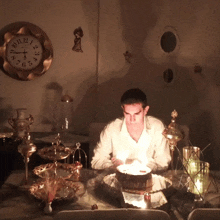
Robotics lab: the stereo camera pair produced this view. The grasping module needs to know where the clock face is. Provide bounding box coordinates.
[6,35,43,71]
[0,24,53,81]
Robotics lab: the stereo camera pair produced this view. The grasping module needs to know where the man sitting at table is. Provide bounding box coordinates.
[91,88,171,171]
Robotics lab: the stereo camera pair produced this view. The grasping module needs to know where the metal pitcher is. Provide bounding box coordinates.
[8,108,34,140]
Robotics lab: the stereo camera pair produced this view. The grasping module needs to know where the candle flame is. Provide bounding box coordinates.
[195,179,202,192]
[116,152,129,164]
[116,152,148,167]
[117,162,151,175]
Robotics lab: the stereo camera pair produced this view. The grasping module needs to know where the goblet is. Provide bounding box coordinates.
[18,134,36,184]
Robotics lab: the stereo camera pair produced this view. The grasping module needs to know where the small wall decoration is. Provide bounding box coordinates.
[161,31,177,53]
[194,64,202,73]
[163,68,174,83]
[160,26,179,54]
[123,51,132,63]
[72,27,83,52]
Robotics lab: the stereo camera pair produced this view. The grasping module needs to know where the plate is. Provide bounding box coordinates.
[33,162,79,180]
[38,145,71,161]
[103,173,172,209]
[29,178,85,202]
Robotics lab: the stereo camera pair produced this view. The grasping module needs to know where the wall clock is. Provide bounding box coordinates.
[0,23,53,81]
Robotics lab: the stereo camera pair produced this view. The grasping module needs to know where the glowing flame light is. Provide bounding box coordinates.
[116,152,129,164]
[117,161,151,175]
[195,179,203,194]
[132,200,147,209]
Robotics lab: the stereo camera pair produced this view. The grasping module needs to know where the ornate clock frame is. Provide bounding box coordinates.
[0,22,53,81]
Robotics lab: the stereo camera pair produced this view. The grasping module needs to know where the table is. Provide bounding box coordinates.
[0,169,107,220]
[1,169,220,220]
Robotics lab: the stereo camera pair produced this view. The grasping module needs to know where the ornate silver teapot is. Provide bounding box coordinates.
[8,108,34,140]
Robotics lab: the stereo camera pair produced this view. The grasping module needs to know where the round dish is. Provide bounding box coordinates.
[38,145,71,161]
[117,164,151,175]
[29,178,85,202]
[103,173,172,209]
[33,162,78,180]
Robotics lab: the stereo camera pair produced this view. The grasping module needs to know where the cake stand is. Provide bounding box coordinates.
[87,169,172,210]
[30,133,85,213]
[103,173,172,209]
[29,177,85,213]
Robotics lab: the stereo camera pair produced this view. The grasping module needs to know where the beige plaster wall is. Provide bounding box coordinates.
[0,0,220,168]
[0,0,98,134]
[95,0,220,169]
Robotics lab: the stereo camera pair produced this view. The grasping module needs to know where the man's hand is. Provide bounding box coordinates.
[111,157,123,169]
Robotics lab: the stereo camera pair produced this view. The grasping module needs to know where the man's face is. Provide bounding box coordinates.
[122,103,149,125]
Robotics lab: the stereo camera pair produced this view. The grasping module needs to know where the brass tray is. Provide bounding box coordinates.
[29,178,85,202]
[38,145,71,161]
[33,162,78,180]
[102,173,172,209]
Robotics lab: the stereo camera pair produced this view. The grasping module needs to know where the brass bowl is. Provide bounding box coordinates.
[33,162,78,180]
[29,178,85,202]
[38,145,71,161]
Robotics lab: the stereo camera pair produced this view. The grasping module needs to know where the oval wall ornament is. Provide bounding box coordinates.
[161,31,177,53]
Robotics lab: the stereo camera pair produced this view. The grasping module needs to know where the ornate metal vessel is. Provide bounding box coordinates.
[18,134,37,183]
[8,108,34,140]
[163,110,183,151]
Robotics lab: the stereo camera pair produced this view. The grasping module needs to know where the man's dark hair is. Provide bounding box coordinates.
[120,88,148,108]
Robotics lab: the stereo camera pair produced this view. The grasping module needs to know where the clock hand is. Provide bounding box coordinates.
[23,49,27,60]
[10,51,26,54]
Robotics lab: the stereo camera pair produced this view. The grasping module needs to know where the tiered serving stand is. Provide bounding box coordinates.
[29,134,85,213]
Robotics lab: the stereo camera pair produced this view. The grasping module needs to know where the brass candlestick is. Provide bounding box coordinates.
[18,133,36,183]
[163,110,183,170]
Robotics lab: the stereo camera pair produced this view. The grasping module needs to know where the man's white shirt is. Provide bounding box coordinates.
[91,116,171,170]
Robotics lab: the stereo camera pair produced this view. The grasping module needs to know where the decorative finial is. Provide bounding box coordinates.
[163,110,183,151]
[171,109,178,119]
[76,142,81,149]
[55,133,61,146]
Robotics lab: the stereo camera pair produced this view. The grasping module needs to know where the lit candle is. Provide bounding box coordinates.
[188,159,200,175]
[194,178,203,194]
[116,152,129,164]
[188,161,210,195]
[65,118,68,129]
